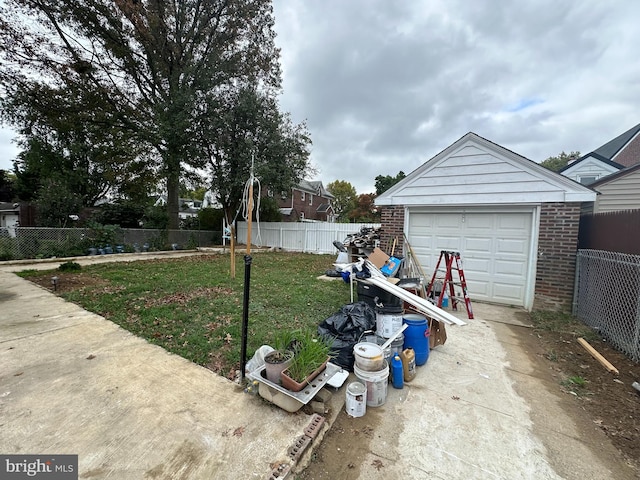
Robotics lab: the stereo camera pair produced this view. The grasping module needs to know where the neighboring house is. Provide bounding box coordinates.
[560,122,640,185]
[0,202,20,236]
[154,196,202,220]
[274,180,335,222]
[584,163,640,214]
[375,132,596,312]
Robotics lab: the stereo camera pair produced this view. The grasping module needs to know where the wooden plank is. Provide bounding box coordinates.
[577,337,619,375]
[365,261,467,326]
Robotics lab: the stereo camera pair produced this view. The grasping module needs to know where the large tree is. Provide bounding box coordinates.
[375,171,406,195]
[0,0,282,228]
[327,180,357,222]
[540,151,580,172]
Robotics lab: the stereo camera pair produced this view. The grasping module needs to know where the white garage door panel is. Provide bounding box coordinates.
[493,282,525,300]
[408,210,533,306]
[467,280,489,296]
[497,238,527,255]
[495,259,526,276]
[465,237,492,252]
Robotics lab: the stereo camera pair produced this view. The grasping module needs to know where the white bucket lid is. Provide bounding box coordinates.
[353,342,383,359]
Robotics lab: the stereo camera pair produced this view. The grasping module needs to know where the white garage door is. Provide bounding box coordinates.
[407,209,534,307]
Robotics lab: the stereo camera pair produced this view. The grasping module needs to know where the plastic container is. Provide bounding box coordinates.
[354,360,389,407]
[353,342,384,371]
[345,381,367,417]
[357,282,402,308]
[400,348,416,382]
[391,354,404,389]
[375,305,403,338]
[403,313,430,366]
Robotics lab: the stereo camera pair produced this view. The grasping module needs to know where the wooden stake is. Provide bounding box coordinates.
[577,337,619,375]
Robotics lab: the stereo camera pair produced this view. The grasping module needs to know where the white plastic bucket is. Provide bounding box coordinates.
[375,306,403,338]
[345,381,367,417]
[354,360,389,407]
[353,342,384,371]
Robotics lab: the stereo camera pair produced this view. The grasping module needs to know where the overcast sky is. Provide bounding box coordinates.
[2,0,639,195]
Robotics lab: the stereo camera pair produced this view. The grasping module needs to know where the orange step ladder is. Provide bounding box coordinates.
[426,250,474,319]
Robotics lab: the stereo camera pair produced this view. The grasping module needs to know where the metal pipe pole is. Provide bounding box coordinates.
[240,254,252,384]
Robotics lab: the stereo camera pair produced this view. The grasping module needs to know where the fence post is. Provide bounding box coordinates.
[572,250,581,316]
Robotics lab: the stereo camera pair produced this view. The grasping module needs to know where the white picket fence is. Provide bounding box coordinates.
[236,221,381,254]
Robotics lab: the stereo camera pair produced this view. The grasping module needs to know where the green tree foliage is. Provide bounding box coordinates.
[0,0,283,228]
[198,208,225,231]
[34,179,83,227]
[200,86,311,225]
[257,196,283,222]
[92,201,146,229]
[0,169,14,202]
[327,180,357,222]
[540,151,581,172]
[375,171,406,195]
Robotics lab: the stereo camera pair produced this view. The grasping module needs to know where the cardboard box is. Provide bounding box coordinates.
[367,247,389,269]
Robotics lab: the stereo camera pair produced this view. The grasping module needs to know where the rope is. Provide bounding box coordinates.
[241,172,262,248]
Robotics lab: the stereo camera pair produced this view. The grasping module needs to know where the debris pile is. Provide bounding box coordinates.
[342,226,382,249]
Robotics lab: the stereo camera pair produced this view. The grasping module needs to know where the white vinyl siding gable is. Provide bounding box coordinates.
[376,136,596,206]
[593,168,640,213]
[561,157,620,184]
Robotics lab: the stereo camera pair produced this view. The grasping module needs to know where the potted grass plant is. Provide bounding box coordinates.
[280,330,334,392]
[263,330,296,384]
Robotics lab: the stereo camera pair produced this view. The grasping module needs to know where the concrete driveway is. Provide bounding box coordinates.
[0,253,634,479]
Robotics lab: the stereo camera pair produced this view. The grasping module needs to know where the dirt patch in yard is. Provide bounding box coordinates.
[519,321,640,472]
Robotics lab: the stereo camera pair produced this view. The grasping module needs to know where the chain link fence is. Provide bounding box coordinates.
[574,249,640,362]
[0,227,221,261]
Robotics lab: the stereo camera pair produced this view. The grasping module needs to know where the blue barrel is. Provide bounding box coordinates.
[403,314,430,366]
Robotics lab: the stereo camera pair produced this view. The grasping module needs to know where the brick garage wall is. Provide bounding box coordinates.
[534,202,582,311]
[380,206,405,253]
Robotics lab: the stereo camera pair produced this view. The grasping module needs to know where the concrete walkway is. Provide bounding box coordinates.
[0,253,634,479]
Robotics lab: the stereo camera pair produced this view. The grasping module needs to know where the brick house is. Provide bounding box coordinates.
[273,180,335,222]
[375,132,596,311]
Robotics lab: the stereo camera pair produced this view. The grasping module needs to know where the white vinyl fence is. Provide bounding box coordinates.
[236,221,381,254]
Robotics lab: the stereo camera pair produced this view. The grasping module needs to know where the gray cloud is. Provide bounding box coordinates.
[273,0,640,193]
[2,1,639,197]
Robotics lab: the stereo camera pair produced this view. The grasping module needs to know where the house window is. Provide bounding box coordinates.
[579,175,598,185]
[267,188,274,197]
[301,191,305,201]
[300,212,305,220]
[309,194,313,205]
[281,191,287,200]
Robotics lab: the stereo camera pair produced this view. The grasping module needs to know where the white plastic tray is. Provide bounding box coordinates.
[248,362,341,405]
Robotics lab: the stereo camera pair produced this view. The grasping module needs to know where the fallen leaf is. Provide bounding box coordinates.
[233,426,245,437]
[372,459,384,470]
[225,333,233,344]
[347,463,355,469]
[86,354,96,360]
[452,395,460,400]
[14,372,23,376]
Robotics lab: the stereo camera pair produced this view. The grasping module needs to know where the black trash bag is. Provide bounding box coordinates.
[317,301,376,371]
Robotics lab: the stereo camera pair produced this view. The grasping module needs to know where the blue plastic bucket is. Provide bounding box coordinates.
[403,313,430,366]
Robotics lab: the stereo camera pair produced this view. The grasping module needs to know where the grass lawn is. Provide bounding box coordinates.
[19,252,352,380]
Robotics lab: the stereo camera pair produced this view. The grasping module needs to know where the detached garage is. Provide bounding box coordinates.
[375,133,596,311]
